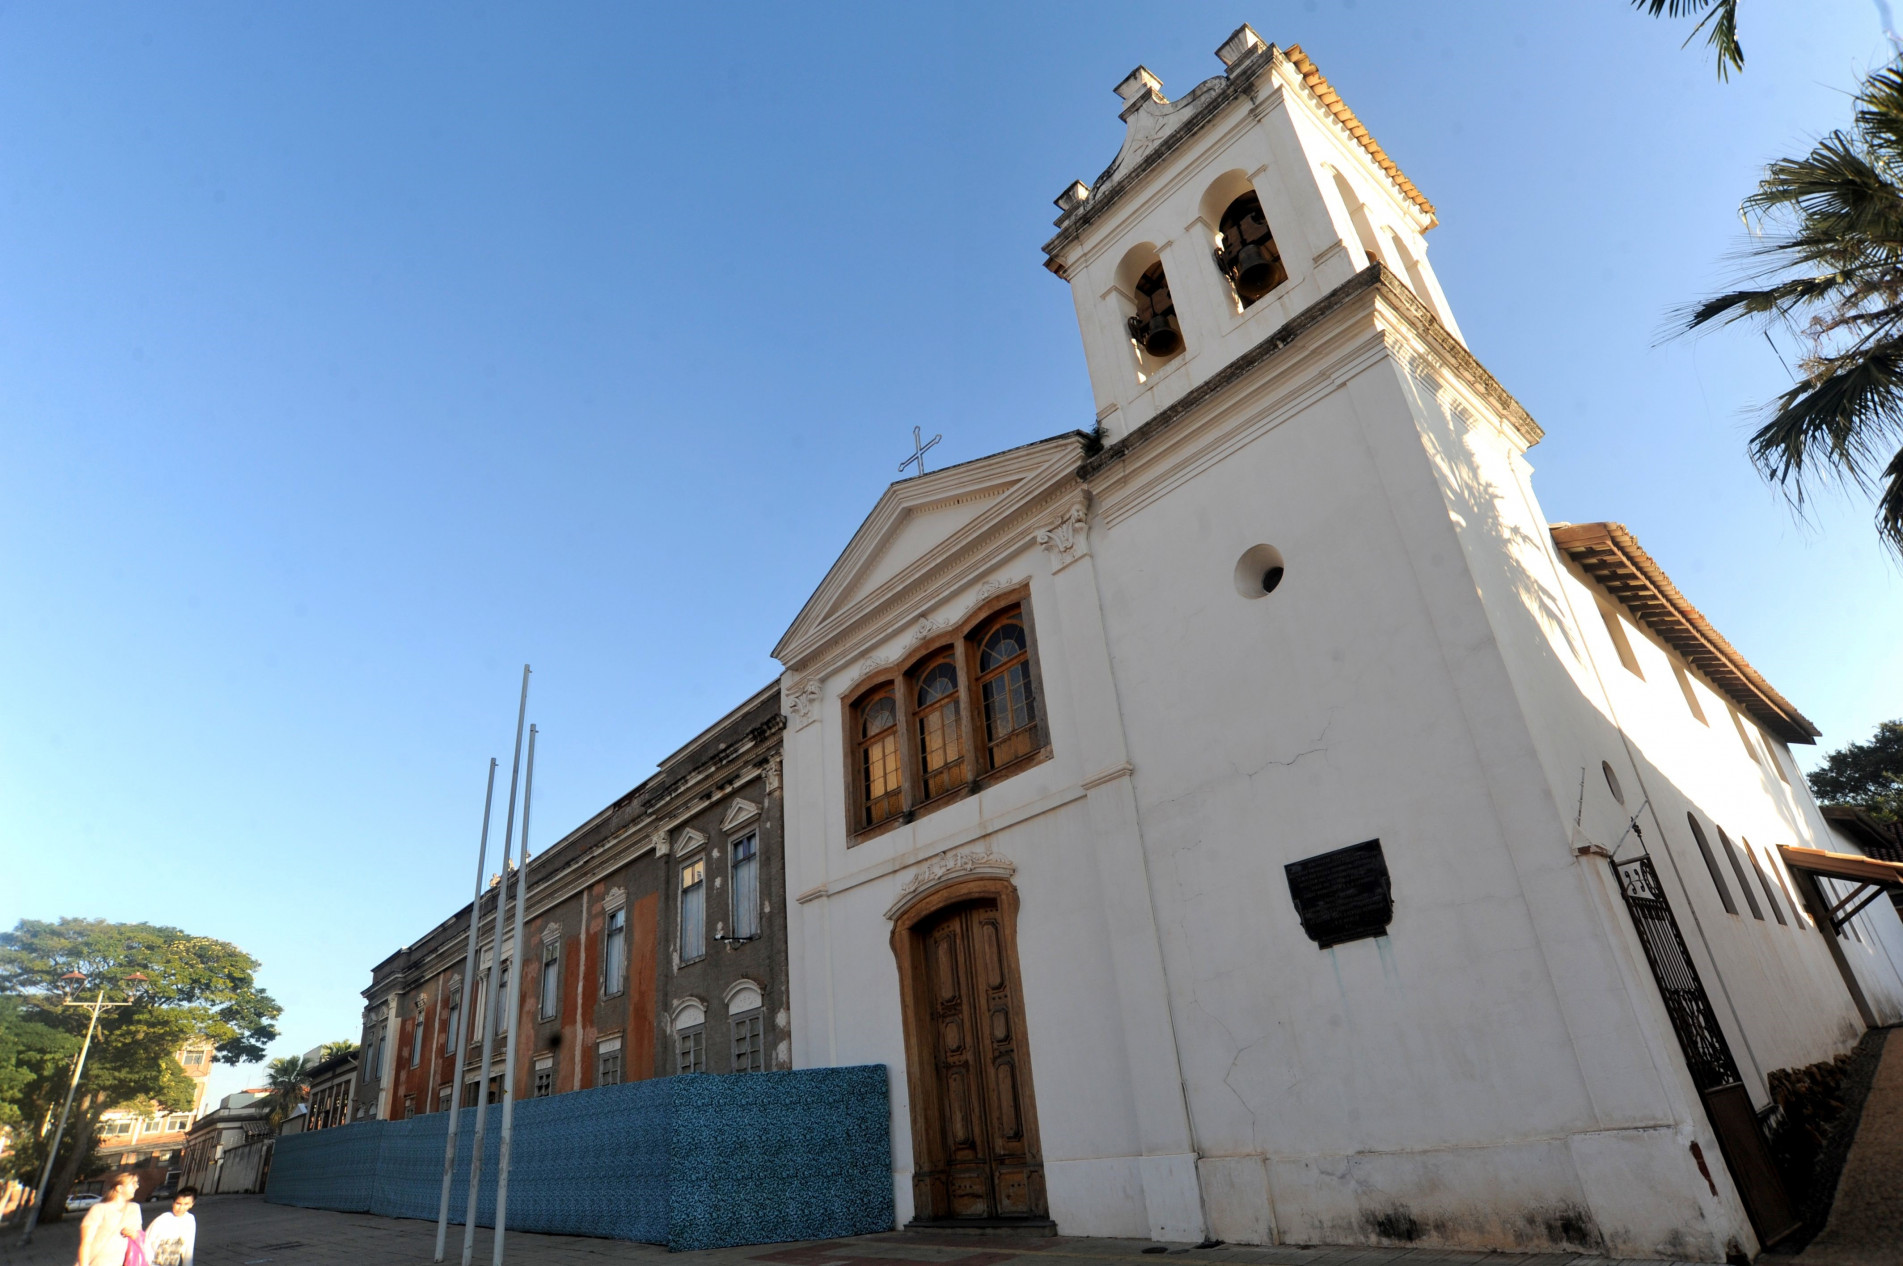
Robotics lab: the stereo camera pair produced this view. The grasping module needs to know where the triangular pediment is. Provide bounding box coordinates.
[720,797,761,833]
[774,434,1085,671]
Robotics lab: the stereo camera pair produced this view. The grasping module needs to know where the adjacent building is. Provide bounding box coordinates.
[87,1041,216,1201]
[771,27,1903,1261]
[178,1089,275,1196]
[355,683,785,1119]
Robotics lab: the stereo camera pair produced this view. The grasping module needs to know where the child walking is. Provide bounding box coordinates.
[142,1188,197,1266]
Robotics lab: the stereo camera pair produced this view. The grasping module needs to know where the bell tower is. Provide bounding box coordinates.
[1042,26,1461,441]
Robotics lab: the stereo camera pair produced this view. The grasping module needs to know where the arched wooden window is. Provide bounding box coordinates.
[857,687,904,828]
[914,654,965,800]
[977,614,1038,771]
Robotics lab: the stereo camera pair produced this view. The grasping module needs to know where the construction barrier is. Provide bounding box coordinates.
[266,1065,893,1251]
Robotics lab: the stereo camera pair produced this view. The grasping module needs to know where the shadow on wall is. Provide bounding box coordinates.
[1403,356,1579,664]
[265,1066,893,1252]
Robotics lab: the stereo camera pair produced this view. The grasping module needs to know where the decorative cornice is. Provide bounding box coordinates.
[884,847,1019,920]
[1082,267,1539,493]
[1082,761,1135,791]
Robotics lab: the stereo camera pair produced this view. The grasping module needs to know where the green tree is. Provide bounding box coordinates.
[263,1055,309,1129]
[1633,0,1745,79]
[1673,66,1903,553]
[1809,719,1903,820]
[318,1039,359,1061]
[0,919,279,1221]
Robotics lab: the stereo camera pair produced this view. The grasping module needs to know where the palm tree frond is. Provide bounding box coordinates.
[1631,0,1744,78]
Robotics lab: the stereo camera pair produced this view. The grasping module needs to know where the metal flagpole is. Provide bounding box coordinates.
[434,757,498,1263]
[463,665,530,1266]
[492,724,535,1266]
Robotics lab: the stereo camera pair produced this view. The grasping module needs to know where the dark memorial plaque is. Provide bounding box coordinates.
[1285,839,1393,948]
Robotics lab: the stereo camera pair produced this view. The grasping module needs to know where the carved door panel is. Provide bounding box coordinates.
[916,899,1046,1221]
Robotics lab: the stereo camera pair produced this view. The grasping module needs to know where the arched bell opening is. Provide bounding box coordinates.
[1331,170,1386,271]
[1214,190,1287,307]
[1126,261,1183,361]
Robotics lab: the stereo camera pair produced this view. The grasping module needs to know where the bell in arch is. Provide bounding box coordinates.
[1125,261,1183,359]
[1215,191,1288,304]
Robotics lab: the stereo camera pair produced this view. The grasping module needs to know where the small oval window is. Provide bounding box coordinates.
[1233,544,1286,599]
[1602,761,1625,807]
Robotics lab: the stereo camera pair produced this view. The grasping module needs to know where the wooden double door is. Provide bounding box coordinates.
[897,886,1047,1223]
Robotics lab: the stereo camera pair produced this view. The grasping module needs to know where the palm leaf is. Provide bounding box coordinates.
[1632,0,1744,79]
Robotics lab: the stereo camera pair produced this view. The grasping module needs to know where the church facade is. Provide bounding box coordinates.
[774,28,1903,1261]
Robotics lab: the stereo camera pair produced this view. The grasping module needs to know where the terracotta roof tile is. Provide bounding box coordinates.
[1551,522,1819,745]
[1285,44,1436,228]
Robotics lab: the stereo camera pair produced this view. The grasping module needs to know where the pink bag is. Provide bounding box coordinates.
[123,1231,149,1266]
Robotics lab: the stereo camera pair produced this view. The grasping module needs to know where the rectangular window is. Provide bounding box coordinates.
[437,1086,451,1113]
[731,1012,764,1073]
[403,1096,416,1119]
[469,975,486,1050]
[680,859,706,963]
[731,834,760,941]
[445,989,461,1055]
[1599,605,1644,678]
[597,1038,622,1087]
[495,963,510,1036]
[1671,662,1707,724]
[485,1074,504,1105]
[533,1058,554,1098]
[461,1080,480,1109]
[539,940,561,1020]
[410,1017,423,1068]
[603,908,627,997]
[676,1026,705,1075]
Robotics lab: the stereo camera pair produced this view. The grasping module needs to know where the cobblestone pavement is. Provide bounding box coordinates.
[1,1198,1723,1266]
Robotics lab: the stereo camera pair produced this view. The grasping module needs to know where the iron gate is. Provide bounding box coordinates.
[1613,854,1797,1247]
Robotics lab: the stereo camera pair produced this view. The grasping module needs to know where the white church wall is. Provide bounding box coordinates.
[782,545,1196,1235]
[1071,321,1745,1256]
[1418,359,1873,1084]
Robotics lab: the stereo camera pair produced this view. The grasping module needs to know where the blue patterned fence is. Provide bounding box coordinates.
[266,1066,892,1251]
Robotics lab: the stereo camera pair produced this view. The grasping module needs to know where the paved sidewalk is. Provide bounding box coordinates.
[0,1197,1722,1266]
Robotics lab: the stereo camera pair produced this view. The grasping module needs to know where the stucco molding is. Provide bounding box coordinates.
[884,847,1019,921]
[1035,496,1092,572]
[785,677,825,729]
[720,797,761,833]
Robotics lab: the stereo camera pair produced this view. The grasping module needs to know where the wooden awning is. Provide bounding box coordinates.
[1778,844,1903,888]
[1778,844,1903,931]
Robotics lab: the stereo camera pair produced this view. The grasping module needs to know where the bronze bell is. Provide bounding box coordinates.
[1232,242,1278,301]
[1139,313,1181,357]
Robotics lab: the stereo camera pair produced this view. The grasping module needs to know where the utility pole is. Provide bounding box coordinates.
[19,970,148,1246]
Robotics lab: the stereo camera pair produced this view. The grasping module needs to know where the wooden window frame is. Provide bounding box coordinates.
[844,589,1051,845]
[910,649,968,806]
[853,684,905,831]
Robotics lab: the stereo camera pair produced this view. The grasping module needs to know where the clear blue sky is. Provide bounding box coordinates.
[4,3,1899,1104]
